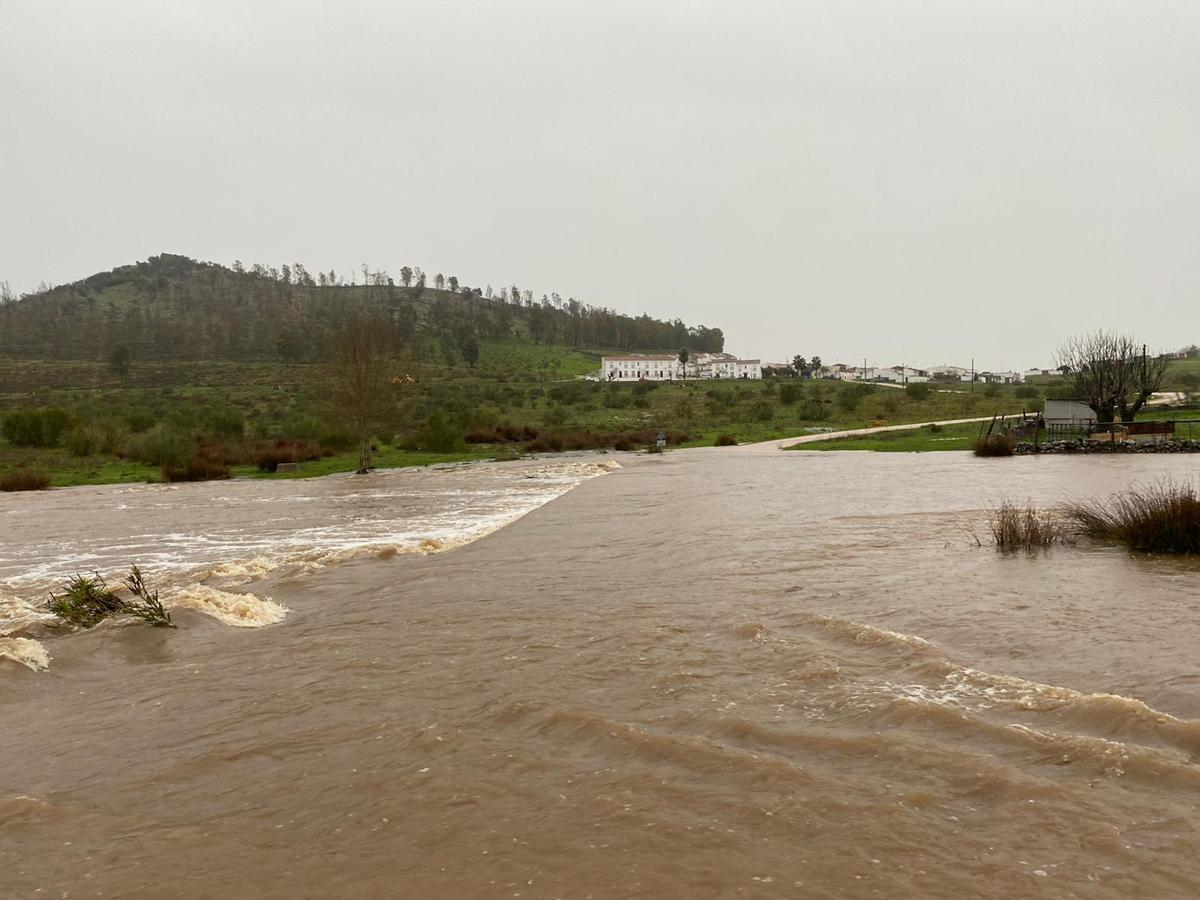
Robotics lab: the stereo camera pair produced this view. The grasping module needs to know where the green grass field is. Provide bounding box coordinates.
[787,421,987,452]
[0,354,1055,487]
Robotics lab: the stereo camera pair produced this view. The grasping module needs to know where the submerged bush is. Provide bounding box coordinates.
[0,469,51,492]
[988,501,1067,550]
[46,566,174,628]
[715,433,738,446]
[972,433,1015,457]
[1062,479,1200,554]
[254,439,322,472]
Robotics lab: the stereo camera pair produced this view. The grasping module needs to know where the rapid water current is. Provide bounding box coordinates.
[3,447,1200,898]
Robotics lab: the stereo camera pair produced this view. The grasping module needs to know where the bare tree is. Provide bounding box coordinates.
[1055,331,1170,423]
[324,306,395,473]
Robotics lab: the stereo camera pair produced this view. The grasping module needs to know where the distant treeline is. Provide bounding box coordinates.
[0,254,725,363]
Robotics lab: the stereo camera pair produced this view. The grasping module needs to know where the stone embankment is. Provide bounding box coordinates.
[1015,439,1200,455]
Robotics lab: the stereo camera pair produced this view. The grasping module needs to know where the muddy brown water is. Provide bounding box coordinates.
[3,448,1200,898]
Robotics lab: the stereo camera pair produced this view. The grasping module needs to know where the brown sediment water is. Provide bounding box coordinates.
[3,448,1200,898]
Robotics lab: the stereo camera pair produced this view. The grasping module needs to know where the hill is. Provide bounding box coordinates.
[0,253,725,364]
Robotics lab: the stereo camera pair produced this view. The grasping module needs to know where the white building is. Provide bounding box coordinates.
[979,370,1023,384]
[601,354,680,381]
[868,365,930,384]
[929,365,973,382]
[600,353,761,382]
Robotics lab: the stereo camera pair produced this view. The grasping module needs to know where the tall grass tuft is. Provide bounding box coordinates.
[973,433,1015,457]
[0,469,51,492]
[1061,479,1200,554]
[988,501,1067,550]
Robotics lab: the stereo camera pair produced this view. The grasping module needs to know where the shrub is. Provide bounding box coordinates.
[1061,479,1200,554]
[982,383,1002,398]
[0,469,51,492]
[836,384,870,413]
[631,381,658,396]
[126,424,192,467]
[904,382,931,401]
[928,423,943,434]
[254,439,323,472]
[972,433,1015,457]
[715,434,738,446]
[64,425,101,457]
[416,411,466,452]
[544,405,569,426]
[1015,384,1039,399]
[602,391,630,409]
[162,458,232,482]
[881,395,900,415]
[988,501,1066,550]
[46,567,174,629]
[749,400,774,422]
[2,407,72,447]
[798,401,828,421]
[779,383,802,405]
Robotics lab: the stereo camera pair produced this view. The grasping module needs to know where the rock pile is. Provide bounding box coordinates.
[1015,439,1200,455]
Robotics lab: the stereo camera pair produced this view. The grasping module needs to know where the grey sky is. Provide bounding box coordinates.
[3,0,1197,370]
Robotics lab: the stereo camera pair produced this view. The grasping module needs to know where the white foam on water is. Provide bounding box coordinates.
[0,637,51,671]
[170,585,289,628]
[0,457,617,672]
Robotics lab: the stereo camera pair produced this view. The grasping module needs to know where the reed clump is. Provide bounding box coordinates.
[46,566,175,628]
[0,469,51,492]
[988,501,1068,550]
[1061,479,1200,554]
[973,433,1016,457]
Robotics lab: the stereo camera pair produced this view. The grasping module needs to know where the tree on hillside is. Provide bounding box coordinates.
[793,355,807,377]
[810,355,823,375]
[399,266,413,287]
[678,347,690,379]
[1055,331,1171,423]
[324,306,395,474]
[447,275,459,292]
[435,273,445,290]
[106,344,132,377]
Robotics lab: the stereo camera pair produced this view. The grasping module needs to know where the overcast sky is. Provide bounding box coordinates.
[2,1,1197,369]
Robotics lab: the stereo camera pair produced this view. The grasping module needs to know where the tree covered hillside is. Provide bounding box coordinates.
[0,254,725,364]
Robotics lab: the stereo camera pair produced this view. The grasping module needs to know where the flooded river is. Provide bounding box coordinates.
[3,448,1200,898]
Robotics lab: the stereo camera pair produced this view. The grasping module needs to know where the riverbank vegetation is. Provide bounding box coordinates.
[987,501,1068,550]
[1062,480,1200,555]
[0,365,1036,487]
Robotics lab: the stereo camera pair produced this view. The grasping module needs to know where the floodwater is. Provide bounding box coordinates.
[3,447,1200,898]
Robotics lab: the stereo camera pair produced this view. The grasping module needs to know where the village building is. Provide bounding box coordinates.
[600,352,761,381]
[929,364,973,382]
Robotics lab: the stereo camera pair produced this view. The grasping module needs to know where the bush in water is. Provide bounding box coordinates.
[973,433,1015,457]
[46,567,174,628]
[0,469,51,492]
[1062,478,1200,554]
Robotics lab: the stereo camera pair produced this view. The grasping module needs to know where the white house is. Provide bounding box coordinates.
[929,365,973,382]
[868,366,930,384]
[601,354,681,381]
[600,353,761,381]
[698,356,761,380]
[1044,399,1096,426]
[979,370,1023,384]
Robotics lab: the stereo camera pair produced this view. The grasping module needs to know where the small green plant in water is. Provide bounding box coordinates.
[46,566,175,628]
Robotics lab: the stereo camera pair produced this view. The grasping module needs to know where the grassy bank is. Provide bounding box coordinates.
[787,421,988,452]
[1,355,1047,487]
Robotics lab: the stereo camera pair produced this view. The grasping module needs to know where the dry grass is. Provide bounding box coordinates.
[1061,478,1200,554]
[988,500,1068,549]
[973,433,1016,457]
[0,469,51,492]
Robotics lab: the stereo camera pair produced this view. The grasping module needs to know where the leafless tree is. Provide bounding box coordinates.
[324,306,395,473]
[1055,331,1171,422]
